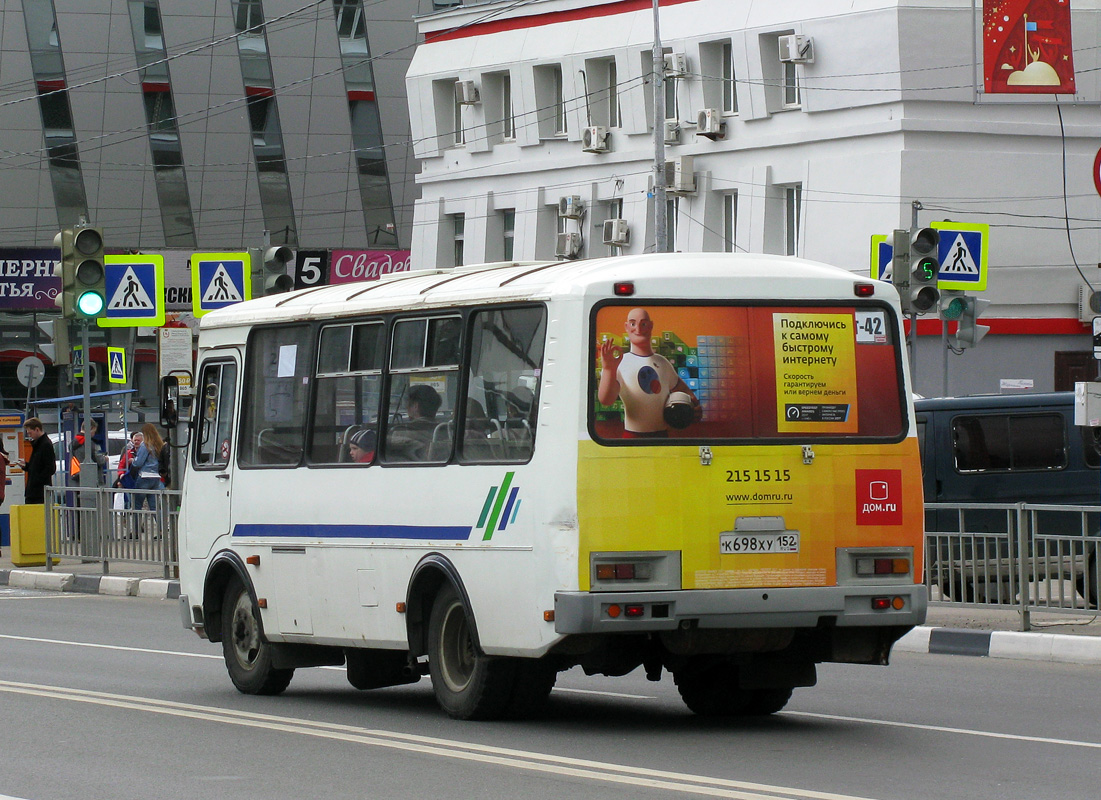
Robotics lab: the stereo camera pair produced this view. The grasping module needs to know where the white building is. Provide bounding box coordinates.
[406,0,1101,397]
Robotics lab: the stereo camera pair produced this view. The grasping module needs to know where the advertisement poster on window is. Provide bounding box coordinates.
[592,304,901,441]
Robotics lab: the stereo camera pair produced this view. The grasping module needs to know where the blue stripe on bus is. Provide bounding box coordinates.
[232,523,473,540]
[499,486,520,531]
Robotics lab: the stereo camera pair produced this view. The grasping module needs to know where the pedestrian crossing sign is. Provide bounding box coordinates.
[932,221,988,291]
[192,252,252,317]
[97,255,166,328]
[107,346,127,384]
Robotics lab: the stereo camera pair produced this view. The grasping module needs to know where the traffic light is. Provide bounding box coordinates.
[908,226,940,313]
[939,289,966,321]
[262,246,294,295]
[954,296,990,349]
[53,228,76,318]
[56,225,106,319]
[890,228,910,314]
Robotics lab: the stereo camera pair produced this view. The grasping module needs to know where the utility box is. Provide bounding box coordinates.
[1073,382,1101,427]
[9,504,57,567]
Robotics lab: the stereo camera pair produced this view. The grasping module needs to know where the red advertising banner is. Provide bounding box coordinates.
[329,250,412,284]
[983,0,1076,94]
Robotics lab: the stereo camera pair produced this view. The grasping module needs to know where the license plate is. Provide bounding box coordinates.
[720,532,800,554]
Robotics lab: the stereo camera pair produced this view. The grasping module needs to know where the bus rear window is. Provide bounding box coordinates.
[591,303,905,443]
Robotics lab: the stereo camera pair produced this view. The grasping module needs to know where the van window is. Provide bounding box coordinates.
[952,413,1065,473]
[1083,426,1101,469]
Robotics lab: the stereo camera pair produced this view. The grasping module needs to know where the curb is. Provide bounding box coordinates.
[0,568,180,600]
[894,626,1101,665]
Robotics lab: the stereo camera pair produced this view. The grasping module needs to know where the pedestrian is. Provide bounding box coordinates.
[0,438,9,506]
[113,431,142,509]
[129,423,166,511]
[70,418,107,485]
[17,417,56,505]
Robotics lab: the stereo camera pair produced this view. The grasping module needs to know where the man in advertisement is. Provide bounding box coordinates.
[598,307,700,438]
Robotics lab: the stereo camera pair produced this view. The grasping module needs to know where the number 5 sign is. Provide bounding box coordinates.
[293,249,329,290]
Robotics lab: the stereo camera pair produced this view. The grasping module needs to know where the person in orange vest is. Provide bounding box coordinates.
[70,419,106,485]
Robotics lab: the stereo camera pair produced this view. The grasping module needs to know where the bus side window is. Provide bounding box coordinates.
[310,321,384,465]
[194,361,237,468]
[239,325,311,467]
[383,316,460,464]
[461,306,547,464]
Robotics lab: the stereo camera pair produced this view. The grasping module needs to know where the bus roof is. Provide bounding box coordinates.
[199,252,887,330]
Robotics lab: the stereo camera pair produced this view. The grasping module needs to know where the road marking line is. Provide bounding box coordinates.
[0,633,221,660]
[0,680,877,800]
[783,711,1101,750]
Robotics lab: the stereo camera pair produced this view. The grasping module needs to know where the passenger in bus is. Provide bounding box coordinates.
[597,307,700,437]
[387,384,442,461]
[347,429,376,463]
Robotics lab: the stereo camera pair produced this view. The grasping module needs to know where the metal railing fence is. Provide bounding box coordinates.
[44,485,180,578]
[925,501,1100,630]
[37,491,1099,630]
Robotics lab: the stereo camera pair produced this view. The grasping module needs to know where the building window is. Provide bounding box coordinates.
[333,0,365,39]
[663,57,678,121]
[535,64,566,138]
[607,60,619,127]
[723,193,737,253]
[722,41,737,114]
[502,209,515,260]
[784,184,801,256]
[234,0,265,35]
[666,197,679,251]
[783,60,800,108]
[502,73,515,139]
[451,213,465,266]
[453,87,466,145]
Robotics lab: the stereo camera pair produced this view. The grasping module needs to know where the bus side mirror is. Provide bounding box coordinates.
[160,376,179,428]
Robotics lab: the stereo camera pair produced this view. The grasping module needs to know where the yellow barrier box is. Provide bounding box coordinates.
[9,504,58,567]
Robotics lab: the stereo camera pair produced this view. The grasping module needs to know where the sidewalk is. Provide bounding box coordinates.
[0,550,179,600]
[3,549,1101,663]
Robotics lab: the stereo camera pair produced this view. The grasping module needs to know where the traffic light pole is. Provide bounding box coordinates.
[78,319,96,491]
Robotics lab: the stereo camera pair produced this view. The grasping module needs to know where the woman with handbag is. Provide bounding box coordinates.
[129,424,166,512]
[113,431,142,509]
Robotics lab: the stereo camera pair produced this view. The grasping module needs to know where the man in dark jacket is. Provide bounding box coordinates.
[18,417,56,504]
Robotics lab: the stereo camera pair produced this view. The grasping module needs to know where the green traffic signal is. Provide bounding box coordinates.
[71,226,106,319]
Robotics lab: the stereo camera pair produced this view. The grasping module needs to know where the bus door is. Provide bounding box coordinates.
[186,353,240,559]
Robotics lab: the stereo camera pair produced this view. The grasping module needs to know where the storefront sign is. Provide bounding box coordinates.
[0,248,60,311]
[329,250,411,284]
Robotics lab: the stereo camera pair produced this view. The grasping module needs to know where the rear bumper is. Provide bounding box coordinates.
[554,584,927,634]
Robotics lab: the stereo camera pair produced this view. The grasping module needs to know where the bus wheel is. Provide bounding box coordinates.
[427,585,513,720]
[222,577,294,696]
[740,688,793,716]
[674,660,749,716]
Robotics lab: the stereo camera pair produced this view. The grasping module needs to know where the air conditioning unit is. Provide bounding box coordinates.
[454,79,480,104]
[663,52,689,78]
[558,195,583,219]
[664,120,680,145]
[582,125,610,153]
[664,155,696,196]
[602,219,630,247]
[1079,285,1101,323]
[696,108,725,140]
[555,232,582,259]
[778,34,814,64]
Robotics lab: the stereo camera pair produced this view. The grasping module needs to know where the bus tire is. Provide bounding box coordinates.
[674,660,749,716]
[740,687,793,716]
[221,576,294,696]
[503,658,557,718]
[427,584,514,720]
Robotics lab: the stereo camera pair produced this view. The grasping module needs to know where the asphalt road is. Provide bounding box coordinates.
[2,588,1100,800]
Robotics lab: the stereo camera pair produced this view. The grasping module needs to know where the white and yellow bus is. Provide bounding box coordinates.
[177,252,926,720]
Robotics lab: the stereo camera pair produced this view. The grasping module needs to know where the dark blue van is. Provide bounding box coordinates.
[915,392,1100,603]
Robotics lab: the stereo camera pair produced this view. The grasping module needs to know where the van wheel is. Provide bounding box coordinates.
[938,577,975,603]
[222,576,294,695]
[427,584,514,719]
[1075,549,1099,610]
